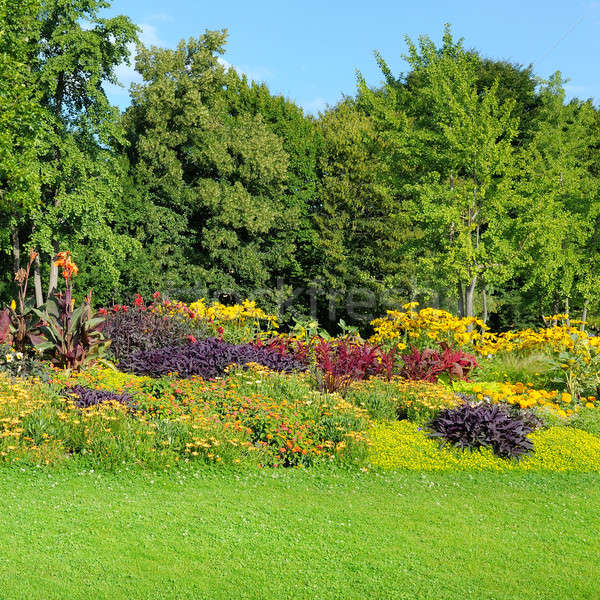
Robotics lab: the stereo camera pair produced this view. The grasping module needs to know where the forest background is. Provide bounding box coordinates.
[2,0,599,332]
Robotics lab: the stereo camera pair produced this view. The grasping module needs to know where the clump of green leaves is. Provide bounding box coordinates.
[1,248,45,352]
[33,252,110,371]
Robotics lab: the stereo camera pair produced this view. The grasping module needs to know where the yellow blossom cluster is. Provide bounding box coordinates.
[370,303,486,351]
[456,381,596,415]
[188,299,278,327]
[370,303,600,359]
[155,298,278,328]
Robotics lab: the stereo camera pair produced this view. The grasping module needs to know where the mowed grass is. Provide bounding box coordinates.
[0,467,599,600]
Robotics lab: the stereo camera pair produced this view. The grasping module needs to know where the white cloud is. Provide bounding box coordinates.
[302,97,328,115]
[138,23,165,48]
[105,24,168,104]
[218,58,272,83]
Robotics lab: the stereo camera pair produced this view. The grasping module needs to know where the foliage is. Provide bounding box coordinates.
[346,377,459,422]
[1,0,140,304]
[312,100,404,323]
[313,338,395,393]
[368,420,600,472]
[35,289,110,370]
[253,336,311,365]
[0,344,48,379]
[120,338,307,379]
[102,299,208,362]
[567,406,600,437]
[1,248,45,351]
[548,340,600,400]
[400,344,478,383]
[33,253,110,370]
[62,385,133,409]
[124,32,303,304]
[474,352,554,390]
[428,402,536,459]
[1,13,600,329]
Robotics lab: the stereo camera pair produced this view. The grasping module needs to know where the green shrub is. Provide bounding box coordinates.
[568,406,600,436]
[475,352,555,389]
[345,377,459,423]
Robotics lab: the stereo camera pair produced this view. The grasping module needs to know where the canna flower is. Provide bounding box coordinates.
[54,251,78,281]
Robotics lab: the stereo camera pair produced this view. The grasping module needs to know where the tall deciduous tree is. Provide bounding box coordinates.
[313,100,406,323]
[359,27,518,318]
[125,32,305,305]
[6,0,140,303]
[513,73,600,321]
[0,0,46,297]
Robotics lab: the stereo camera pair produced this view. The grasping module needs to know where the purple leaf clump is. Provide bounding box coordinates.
[119,338,307,379]
[427,402,535,460]
[62,385,134,409]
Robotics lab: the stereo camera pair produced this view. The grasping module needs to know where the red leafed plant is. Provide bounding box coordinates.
[400,344,478,383]
[314,338,396,393]
[254,336,310,365]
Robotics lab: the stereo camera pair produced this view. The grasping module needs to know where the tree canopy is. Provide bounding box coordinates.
[1,6,599,331]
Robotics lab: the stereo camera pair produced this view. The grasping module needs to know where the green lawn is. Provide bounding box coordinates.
[0,467,598,600]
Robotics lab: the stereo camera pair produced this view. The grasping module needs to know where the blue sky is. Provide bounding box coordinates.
[103,0,600,114]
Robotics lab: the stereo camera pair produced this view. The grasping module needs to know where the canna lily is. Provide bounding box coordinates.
[53,251,79,281]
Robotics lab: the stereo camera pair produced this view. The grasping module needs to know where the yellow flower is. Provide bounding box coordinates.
[9,300,16,310]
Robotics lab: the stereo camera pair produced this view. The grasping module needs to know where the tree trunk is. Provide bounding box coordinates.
[482,285,488,324]
[581,300,588,332]
[457,281,465,317]
[46,241,60,300]
[10,226,20,274]
[465,275,478,321]
[565,297,570,326]
[33,256,43,307]
[551,297,560,327]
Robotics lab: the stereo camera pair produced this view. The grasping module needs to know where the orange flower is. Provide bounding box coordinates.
[53,251,71,268]
[54,251,78,280]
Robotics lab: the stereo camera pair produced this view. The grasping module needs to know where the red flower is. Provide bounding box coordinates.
[153,291,161,299]
[134,294,144,307]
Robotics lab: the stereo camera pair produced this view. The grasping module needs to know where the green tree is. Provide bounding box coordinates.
[224,74,321,292]
[0,0,46,294]
[6,0,140,304]
[513,73,600,322]
[359,27,518,319]
[125,32,305,306]
[313,99,402,323]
